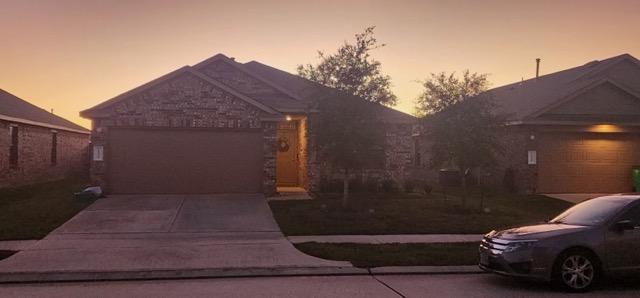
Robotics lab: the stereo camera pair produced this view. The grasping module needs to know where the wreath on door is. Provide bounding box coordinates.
[277,137,290,152]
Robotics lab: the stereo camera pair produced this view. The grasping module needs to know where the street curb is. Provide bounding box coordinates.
[369,265,484,275]
[0,267,366,284]
[0,265,484,284]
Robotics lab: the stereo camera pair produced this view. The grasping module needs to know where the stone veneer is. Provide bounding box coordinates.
[0,120,89,188]
[87,72,279,195]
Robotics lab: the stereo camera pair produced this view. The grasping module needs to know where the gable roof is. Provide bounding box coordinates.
[193,54,308,112]
[242,60,417,124]
[0,89,89,133]
[80,66,280,118]
[81,53,416,124]
[483,53,640,123]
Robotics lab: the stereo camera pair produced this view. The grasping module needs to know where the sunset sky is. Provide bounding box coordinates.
[1,0,639,128]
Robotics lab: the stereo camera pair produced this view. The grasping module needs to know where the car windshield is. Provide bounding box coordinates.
[550,198,631,226]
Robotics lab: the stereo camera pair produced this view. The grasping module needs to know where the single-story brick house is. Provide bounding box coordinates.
[482,53,640,194]
[0,89,90,188]
[80,54,418,195]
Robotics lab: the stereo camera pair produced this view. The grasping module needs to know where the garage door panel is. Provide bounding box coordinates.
[108,129,263,194]
[538,133,640,193]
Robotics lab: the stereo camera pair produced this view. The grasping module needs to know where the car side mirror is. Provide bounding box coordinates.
[614,220,635,231]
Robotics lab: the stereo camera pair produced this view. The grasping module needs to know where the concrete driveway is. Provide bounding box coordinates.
[0,194,348,275]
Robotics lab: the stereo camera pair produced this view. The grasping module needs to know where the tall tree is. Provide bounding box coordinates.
[415,70,489,116]
[314,92,385,207]
[297,26,397,106]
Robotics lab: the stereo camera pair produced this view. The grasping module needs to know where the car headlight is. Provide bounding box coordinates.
[485,230,497,238]
[503,240,537,253]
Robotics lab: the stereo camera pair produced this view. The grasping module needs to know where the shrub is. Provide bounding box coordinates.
[381,179,398,193]
[403,179,415,193]
[503,168,517,193]
[349,177,364,192]
[364,177,379,192]
[320,177,343,193]
[423,183,433,194]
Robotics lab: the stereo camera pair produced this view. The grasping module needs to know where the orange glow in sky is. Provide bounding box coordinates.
[1,0,639,128]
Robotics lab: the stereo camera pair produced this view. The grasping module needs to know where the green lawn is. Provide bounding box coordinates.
[295,242,480,268]
[0,177,96,240]
[269,190,572,235]
[0,250,16,261]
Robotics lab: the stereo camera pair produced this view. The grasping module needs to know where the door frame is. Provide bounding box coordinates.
[276,120,300,187]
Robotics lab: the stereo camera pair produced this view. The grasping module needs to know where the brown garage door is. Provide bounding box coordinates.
[107,129,263,194]
[538,132,640,193]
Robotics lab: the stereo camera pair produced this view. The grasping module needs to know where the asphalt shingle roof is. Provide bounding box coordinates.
[82,53,416,124]
[242,60,417,123]
[483,53,640,121]
[0,89,88,132]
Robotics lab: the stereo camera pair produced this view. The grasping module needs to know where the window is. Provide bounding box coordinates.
[93,145,104,161]
[527,150,537,165]
[9,125,18,169]
[51,131,58,165]
[617,204,640,227]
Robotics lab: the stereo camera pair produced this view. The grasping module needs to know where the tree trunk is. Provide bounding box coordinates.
[342,168,350,208]
[461,166,468,207]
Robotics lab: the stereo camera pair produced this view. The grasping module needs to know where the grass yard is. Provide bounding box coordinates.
[269,190,572,235]
[295,242,480,268]
[0,250,17,261]
[0,177,95,240]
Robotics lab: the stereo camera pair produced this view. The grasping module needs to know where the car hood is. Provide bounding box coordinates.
[490,223,590,240]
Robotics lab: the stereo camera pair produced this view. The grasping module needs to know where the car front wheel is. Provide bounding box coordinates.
[553,249,600,292]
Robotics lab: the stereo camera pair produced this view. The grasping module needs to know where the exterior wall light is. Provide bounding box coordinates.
[588,124,623,133]
[286,115,292,121]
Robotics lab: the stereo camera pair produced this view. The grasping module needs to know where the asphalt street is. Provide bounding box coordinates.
[2,273,640,297]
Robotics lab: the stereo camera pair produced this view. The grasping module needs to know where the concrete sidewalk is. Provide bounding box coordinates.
[288,234,483,244]
[0,240,38,251]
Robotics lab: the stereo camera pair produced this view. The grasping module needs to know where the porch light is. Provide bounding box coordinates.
[588,124,623,133]
[286,115,292,121]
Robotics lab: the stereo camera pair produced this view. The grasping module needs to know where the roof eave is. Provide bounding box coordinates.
[506,120,640,126]
[0,114,90,134]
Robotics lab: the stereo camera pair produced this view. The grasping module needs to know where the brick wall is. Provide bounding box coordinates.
[87,71,278,195]
[485,126,538,193]
[416,125,538,193]
[305,118,420,192]
[0,120,89,188]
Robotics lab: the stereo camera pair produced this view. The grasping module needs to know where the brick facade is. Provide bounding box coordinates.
[0,120,89,188]
[415,126,539,194]
[497,127,538,193]
[87,71,279,195]
[82,55,419,195]
[305,115,420,192]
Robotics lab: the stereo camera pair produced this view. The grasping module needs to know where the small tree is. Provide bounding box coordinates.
[415,70,489,116]
[298,26,397,106]
[314,92,385,207]
[417,71,503,206]
[426,98,505,186]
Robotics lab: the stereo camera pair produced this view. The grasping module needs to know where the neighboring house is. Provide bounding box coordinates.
[0,89,90,189]
[80,54,417,195]
[483,53,640,194]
